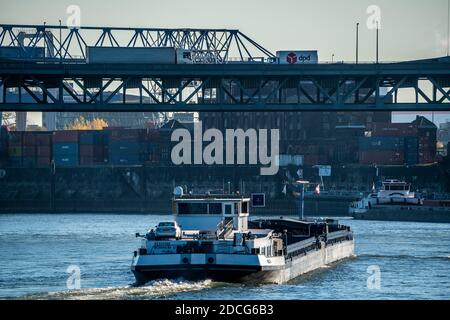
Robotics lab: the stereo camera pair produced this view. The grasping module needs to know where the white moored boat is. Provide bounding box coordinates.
[349,179,423,215]
[131,187,354,285]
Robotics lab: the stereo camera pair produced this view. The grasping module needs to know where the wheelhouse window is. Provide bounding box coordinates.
[209,203,222,215]
[241,201,249,214]
[178,203,208,215]
[224,204,232,215]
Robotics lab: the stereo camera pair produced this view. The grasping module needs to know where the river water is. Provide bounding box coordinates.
[0,214,449,300]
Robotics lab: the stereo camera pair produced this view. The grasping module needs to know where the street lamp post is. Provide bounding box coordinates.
[59,19,62,63]
[376,21,379,64]
[356,22,360,64]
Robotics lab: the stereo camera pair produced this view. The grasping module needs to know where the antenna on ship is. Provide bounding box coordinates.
[295,180,310,221]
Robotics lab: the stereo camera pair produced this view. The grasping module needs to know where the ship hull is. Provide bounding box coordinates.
[132,239,354,285]
[352,206,450,223]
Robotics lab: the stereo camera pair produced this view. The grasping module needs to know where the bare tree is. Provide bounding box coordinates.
[1,112,15,129]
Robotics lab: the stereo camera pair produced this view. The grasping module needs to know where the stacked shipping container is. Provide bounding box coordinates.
[147,129,161,163]
[53,131,79,167]
[79,131,108,165]
[0,126,9,163]
[108,129,147,165]
[7,131,23,167]
[359,137,406,165]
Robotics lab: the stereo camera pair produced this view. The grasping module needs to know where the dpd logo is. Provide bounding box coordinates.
[286,52,297,64]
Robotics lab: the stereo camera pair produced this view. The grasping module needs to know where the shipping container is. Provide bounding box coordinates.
[22,146,36,157]
[109,141,147,155]
[22,132,37,146]
[79,157,107,166]
[108,128,147,141]
[35,133,52,146]
[54,155,78,167]
[7,156,22,167]
[369,122,417,137]
[37,146,51,157]
[8,131,23,146]
[359,151,404,165]
[87,47,176,64]
[79,131,108,145]
[22,157,36,168]
[147,129,160,142]
[276,51,318,64]
[53,143,79,155]
[53,130,79,143]
[405,152,418,165]
[36,157,51,168]
[8,146,22,157]
[109,154,144,165]
[0,46,45,59]
[80,145,106,158]
[359,137,405,151]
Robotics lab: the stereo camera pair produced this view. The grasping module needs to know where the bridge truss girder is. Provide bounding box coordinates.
[1,72,450,112]
[0,24,274,63]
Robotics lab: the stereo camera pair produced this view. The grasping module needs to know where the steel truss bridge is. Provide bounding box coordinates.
[0,24,450,112]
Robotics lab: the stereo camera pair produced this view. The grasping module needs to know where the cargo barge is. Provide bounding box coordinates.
[131,187,354,284]
[350,180,450,223]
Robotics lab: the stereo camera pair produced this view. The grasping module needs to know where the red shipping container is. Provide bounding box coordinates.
[359,151,404,165]
[80,145,95,157]
[36,156,51,167]
[80,145,105,158]
[53,130,79,143]
[22,133,37,146]
[109,129,146,141]
[79,156,106,165]
[79,157,94,165]
[22,146,36,156]
[8,132,23,146]
[370,123,417,137]
[147,129,160,142]
[36,134,52,146]
[37,146,51,157]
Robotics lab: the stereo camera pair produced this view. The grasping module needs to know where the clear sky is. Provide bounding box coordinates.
[1,0,449,125]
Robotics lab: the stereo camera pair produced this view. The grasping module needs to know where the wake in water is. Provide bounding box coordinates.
[22,279,217,300]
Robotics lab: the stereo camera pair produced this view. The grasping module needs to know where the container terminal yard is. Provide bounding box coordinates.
[0,119,449,218]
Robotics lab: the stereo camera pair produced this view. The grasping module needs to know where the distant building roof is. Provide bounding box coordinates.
[412,116,437,129]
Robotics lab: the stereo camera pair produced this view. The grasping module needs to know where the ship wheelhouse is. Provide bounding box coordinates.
[378,179,414,199]
[173,194,250,232]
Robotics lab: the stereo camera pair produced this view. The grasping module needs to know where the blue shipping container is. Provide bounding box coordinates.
[109,142,147,155]
[80,131,108,145]
[359,137,405,151]
[22,157,36,168]
[7,156,22,167]
[109,154,143,165]
[53,143,79,155]
[54,155,78,167]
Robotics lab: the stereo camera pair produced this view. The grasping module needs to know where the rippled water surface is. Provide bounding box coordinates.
[0,214,449,300]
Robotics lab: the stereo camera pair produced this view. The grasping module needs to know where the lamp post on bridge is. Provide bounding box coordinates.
[356,22,359,64]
